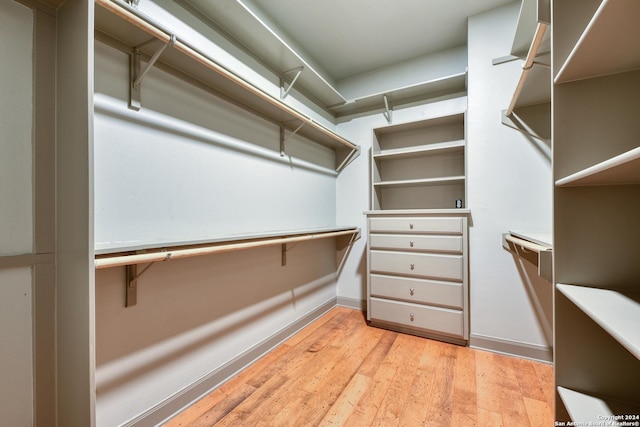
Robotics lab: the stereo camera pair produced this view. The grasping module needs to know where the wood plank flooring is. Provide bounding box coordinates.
[164,307,554,426]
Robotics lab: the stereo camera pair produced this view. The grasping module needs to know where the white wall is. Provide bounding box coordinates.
[94,41,337,251]
[0,2,34,425]
[467,2,553,358]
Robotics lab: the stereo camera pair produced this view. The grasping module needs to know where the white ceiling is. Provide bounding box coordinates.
[249,0,516,80]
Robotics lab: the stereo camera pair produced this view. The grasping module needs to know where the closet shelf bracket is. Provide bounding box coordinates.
[502,232,552,282]
[280,66,304,100]
[129,34,176,111]
[125,251,171,307]
[280,121,306,157]
[383,95,392,124]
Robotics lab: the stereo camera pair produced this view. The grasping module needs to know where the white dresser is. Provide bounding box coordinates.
[366,210,469,345]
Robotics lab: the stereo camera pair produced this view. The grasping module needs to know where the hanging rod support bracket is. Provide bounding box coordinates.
[280,66,304,100]
[124,251,171,307]
[280,121,306,157]
[129,34,176,111]
[383,95,392,124]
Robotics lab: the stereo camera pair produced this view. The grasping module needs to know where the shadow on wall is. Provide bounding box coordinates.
[510,254,553,347]
[94,238,338,394]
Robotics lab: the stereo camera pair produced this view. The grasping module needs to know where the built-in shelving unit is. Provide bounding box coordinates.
[94,0,359,172]
[552,0,640,423]
[557,284,640,358]
[371,112,466,210]
[365,101,469,344]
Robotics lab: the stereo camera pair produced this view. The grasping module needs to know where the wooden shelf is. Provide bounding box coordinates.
[555,0,640,84]
[555,146,640,186]
[374,176,465,189]
[557,284,640,360]
[94,0,359,172]
[373,140,465,160]
[557,386,640,422]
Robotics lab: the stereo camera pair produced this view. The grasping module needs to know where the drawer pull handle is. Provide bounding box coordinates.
[409,241,414,248]
[410,263,415,270]
[409,223,414,230]
[409,313,415,322]
[409,288,415,296]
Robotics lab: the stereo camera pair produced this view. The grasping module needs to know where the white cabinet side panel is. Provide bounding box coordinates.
[0,267,33,426]
[0,1,33,256]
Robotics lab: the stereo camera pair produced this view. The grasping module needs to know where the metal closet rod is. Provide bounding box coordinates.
[505,21,549,117]
[94,0,357,151]
[94,228,359,269]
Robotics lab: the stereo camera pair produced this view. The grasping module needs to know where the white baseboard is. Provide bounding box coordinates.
[336,296,365,311]
[125,298,338,427]
[469,333,553,363]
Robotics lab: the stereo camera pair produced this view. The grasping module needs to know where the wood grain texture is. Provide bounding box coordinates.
[164,307,553,426]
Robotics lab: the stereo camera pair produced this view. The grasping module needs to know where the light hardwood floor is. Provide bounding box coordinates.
[164,306,554,426]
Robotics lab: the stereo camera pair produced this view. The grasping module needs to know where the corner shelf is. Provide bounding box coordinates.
[557,284,640,359]
[555,0,640,84]
[555,146,640,187]
[329,73,467,120]
[558,386,640,423]
[94,0,359,172]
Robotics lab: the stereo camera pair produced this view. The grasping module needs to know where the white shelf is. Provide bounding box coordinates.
[94,0,359,171]
[555,0,640,83]
[374,176,465,189]
[330,73,467,119]
[178,0,347,109]
[555,146,640,186]
[558,386,640,423]
[557,284,640,360]
[373,140,465,160]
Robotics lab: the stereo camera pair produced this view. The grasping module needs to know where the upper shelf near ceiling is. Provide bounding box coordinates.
[94,0,359,172]
[178,0,467,120]
[178,0,348,109]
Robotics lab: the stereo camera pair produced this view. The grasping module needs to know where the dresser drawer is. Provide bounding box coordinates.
[370,297,463,338]
[369,234,463,253]
[370,250,463,281]
[369,217,463,234]
[370,274,463,309]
